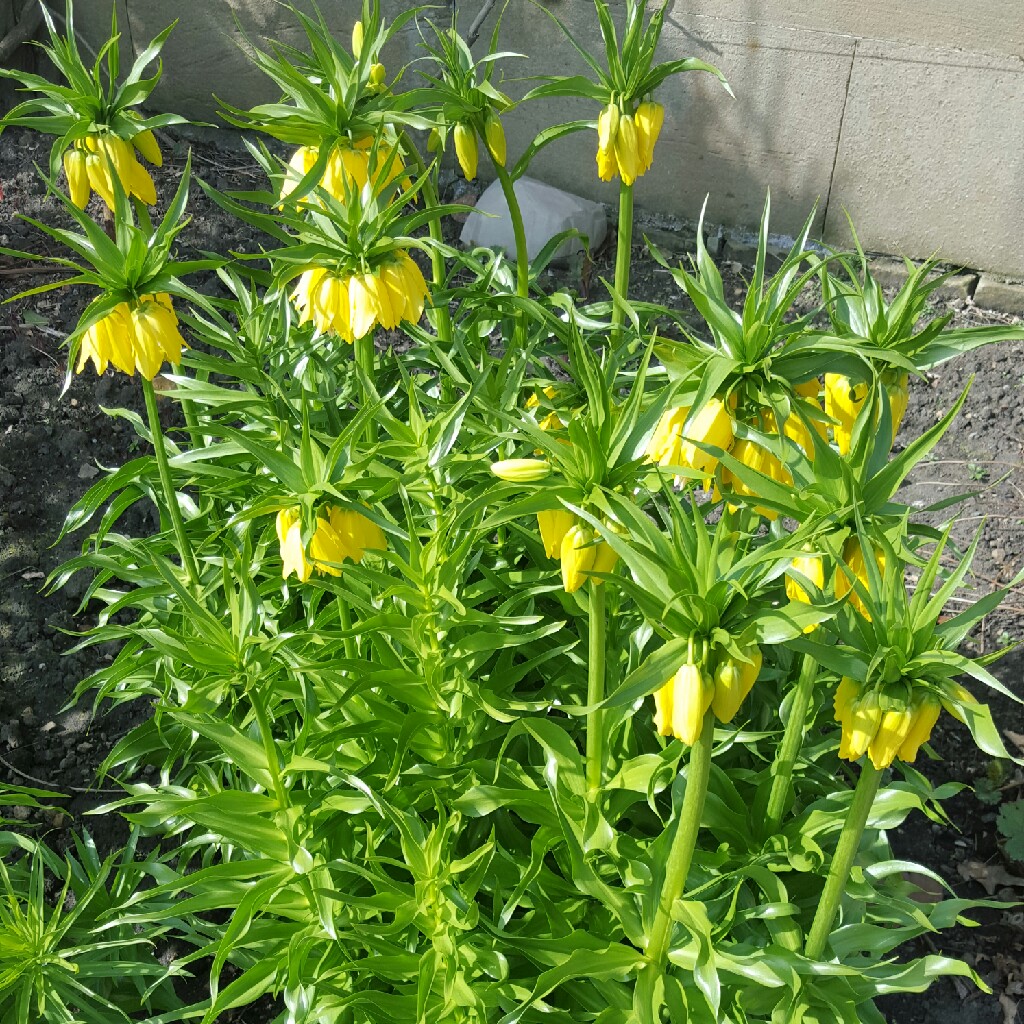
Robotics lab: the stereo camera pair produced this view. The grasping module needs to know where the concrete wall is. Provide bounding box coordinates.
[33,1,1024,277]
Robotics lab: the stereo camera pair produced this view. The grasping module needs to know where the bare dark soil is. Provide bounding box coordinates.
[1,125,1022,1022]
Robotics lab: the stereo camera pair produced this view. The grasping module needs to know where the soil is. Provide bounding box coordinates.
[1,124,1022,1023]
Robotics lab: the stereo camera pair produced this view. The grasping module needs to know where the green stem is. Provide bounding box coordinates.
[400,139,452,348]
[338,592,358,663]
[586,581,607,796]
[764,652,818,835]
[636,710,716,1009]
[142,378,199,587]
[803,761,882,960]
[353,332,378,443]
[491,157,530,348]
[611,180,634,350]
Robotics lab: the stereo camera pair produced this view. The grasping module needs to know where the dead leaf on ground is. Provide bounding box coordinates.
[999,993,1018,1024]
[957,859,1024,896]
[20,571,43,580]
[1005,730,1024,756]
[77,463,99,480]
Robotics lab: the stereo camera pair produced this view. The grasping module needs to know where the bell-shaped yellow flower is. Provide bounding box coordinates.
[710,645,762,723]
[596,103,620,182]
[561,524,597,593]
[454,124,478,181]
[884,372,910,439]
[63,148,90,209]
[825,373,868,455]
[129,294,185,379]
[653,662,714,745]
[83,134,156,208]
[677,397,735,478]
[484,115,506,166]
[277,508,314,583]
[836,536,885,620]
[537,509,576,560]
[897,693,941,763]
[634,101,664,173]
[310,506,386,574]
[844,688,882,761]
[647,406,689,467]
[833,676,861,758]
[716,437,790,519]
[589,539,620,584]
[490,458,551,483]
[785,551,824,607]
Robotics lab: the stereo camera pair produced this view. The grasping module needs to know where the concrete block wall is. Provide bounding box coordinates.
[36,0,1024,278]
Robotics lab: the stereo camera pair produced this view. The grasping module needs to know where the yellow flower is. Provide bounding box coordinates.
[710,645,762,723]
[277,505,385,582]
[868,706,915,770]
[561,524,596,593]
[653,662,714,745]
[351,20,364,58]
[835,536,885,620]
[677,397,734,478]
[292,254,428,342]
[647,406,689,467]
[75,295,183,380]
[824,373,868,455]
[716,437,790,520]
[279,145,319,207]
[884,372,910,438]
[454,124,478,181]
[596,103,619,182]
[613,113,640,186]
[490,458,551,483]
[83,134,156,208]
[537,509,575,559]
[785,552,824,604]
[484,115,506,166]
[277,508,314,583]
[833,676,861,759]
[63,148,90,208]
[132,129,162,167]
[844,688,881,761]
[367,63,386,93]
[589,539,620,584]
[634,101,664,173]
[898,693,941,763]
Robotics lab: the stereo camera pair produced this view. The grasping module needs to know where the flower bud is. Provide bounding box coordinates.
[561,524,597,593]
[483,114,506,166]
[654,662,714,745]
[613,112,639,186]
[490,458,551,483]
[634,100,664,173]
[710,645,762,723]
[868,705,915,770]
[454,123,478,181]
[351,20,364,58]
[63,148,89,208]
[132,128,162,167]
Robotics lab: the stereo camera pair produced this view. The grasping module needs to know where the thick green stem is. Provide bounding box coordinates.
[491,158,530,347]
[803,761,882,960]
[353,332,378,443]
[764,652,818,835]
[143,378,199,587]
[646,711,714,961]
[611,180,634,349]
[586,581,607,796]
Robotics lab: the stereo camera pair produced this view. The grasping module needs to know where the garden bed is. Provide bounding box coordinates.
[1,124,1022,1022]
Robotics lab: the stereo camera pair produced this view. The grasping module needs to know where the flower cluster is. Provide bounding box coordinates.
[534,512,619,594]
[833,678,952,769]
[63,134,160,210]
[76,294,185,379]
[276,505,387,583]
[595,101,663,186]
[785,536,885,622]
[825,371,909,454]
[291,254,429,342]
[279,136,408,206]
[654,643,763,744]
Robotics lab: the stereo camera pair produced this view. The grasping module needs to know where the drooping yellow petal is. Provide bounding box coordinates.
[129,158,157,204]
[836,536,885,621]
[84,152,115,209]
[363,268,400,330]
[833,676,861,759]
[653,675,675,737]
[75,319,110,375]
[634,101,664,173]
[613,113,639,186]
[678,398,734,477]
[537,509,575,560]
[348,274,378,339]
[824,373,867,455]
[898,694,941,763]
[845,689,882,761]
[868,706,915,770]
[63,148,90,208]
[560,524,597,593]
[277,508,313,583]
[397,255,428,324]
[102,306,136,376]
